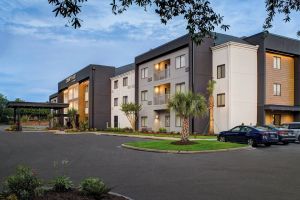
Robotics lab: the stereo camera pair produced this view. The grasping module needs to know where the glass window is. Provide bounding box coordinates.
[73,87,78,99]
[175,83,185,93]
[141,116,148,127]
[217,93,225,107]
[273,56,281,69]
[273,83,281,96]
[114,98,118,106]
[68,88,73,100]
[114,80,118,89]
[165,115,170,127]
[217,64,225,79]
[141,90,148,101]
[141,67,148,79]
[175,55,186,69]
[231,126,241,132]
[175,115,182,127]
[123,96,128,104]
[123,77,128,86]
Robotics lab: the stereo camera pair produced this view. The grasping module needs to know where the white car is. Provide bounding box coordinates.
[281,122,300,142]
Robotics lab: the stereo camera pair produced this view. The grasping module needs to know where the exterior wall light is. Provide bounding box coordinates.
[155,87,159,94]
[155,64,159,70]
[155,115,159,119]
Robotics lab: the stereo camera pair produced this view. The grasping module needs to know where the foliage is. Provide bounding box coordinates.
[51,176,73,192]
[207,80,216,135]
[67,108,78,129]
[2,166,41,200]
[104,127,133,133]
[168,91,207,142]
[80,178,110,199]
[120,103,142,131]
[158,127,167,133]
[20,115,29,123]
[0,93,13,123]
[79,120,89,131]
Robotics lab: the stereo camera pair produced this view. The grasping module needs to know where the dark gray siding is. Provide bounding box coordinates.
[58,66,91,91]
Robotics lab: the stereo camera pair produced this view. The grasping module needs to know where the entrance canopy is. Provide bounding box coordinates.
[7,101,69,109]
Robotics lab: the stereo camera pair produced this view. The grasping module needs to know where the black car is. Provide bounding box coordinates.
[218,125,279,147]
[262,125,296,144]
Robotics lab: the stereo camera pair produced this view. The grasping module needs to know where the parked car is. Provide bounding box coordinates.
[217,125,279,147]
[261,125,296,144]
[281,122,300,142]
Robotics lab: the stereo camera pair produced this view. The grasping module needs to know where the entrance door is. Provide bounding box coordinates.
[114,116,118,128]
[273,114,281,126]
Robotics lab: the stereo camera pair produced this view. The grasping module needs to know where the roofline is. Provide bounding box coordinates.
[211,41,259,51]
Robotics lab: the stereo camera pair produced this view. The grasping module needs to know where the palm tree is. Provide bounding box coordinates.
[67,108,78,129]
[168,91,207,143]
[207,80,216,135]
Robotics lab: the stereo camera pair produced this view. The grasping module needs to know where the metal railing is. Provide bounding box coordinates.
[154,68,170,81]
[154,94,170,105]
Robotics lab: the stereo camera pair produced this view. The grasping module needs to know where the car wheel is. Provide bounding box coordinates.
[248,138,257,147]
[282,141,289,145]
[265,143,271,147]
[219,136,226,142]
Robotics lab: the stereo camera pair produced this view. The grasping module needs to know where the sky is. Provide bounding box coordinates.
[0,0,299,102]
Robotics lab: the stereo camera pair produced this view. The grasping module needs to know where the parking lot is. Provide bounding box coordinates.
[0,131,300,200]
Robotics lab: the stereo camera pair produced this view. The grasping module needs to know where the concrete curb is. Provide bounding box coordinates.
[121,144,253,154]
[109,192,134,200]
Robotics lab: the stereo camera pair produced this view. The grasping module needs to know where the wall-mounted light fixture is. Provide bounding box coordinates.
[155,87,159,94]
[155,64,159,70]
[155,115,159,120]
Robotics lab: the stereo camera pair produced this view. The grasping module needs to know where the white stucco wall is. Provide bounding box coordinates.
[212,42,258,133]
[111,70,135,128]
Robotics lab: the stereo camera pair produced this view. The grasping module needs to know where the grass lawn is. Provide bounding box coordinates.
[124,140,246,151]
[100,131,216,139]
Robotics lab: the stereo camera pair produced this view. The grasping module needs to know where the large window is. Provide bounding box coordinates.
[123,96,128,104]
[114,98,118,106]
[217,93,225,107]
[141,67,148,79]
[273,56,281,69]
[175,55,186,69]
[165,115,170,127]
[114,80,118,89]
[123,77,128,86]
[175,82,185,93]
[141,116,148,127]
[217,64,225,79]
[273,83,281,96]
[141,90,148,101]
[175,115,182,127]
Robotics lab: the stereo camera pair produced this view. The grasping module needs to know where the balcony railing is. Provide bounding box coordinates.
[154,68,170,81]
[154,94,170,105]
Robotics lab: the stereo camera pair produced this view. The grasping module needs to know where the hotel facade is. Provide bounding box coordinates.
[50,32,300,133]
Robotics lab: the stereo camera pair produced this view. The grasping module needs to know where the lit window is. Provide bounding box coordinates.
[141,67,148,79]
[114,98,118,106]
[273,83,281,96]
[114,80,118,89]
[123,96,128,104]
[175,55,186,69]
[175,83,185,93]
[217,64,225,79]
[141,90,148,101]
[175,115,182,127]
[73,87,78,99]
[141,116,148,127]
[217,93,225,107]
[123,77,128,86]
[273,57,281,69]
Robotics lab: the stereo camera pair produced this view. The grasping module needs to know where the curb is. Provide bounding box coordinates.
[121,144,253,154]
[109,192,134,200]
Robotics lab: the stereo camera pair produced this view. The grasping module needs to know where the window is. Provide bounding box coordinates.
[114,80,118,89]
[114,98,118,106]
[231,126,241,132]
[141,116,148,127]
[141,90,148,101]
[217,93,225,107]
[273,114,281,126]
[175,55,186,69]
[141,67,148,79]
[175,115,182,127]
[165,115,170,127]
[73,87,78,99]
[123,96,128,104]
[273,56,281,69]
[175,83,185,93]
[273,83,281,96]
[217,64,225,79]
[85,101,88,114]
[123,77,128,86]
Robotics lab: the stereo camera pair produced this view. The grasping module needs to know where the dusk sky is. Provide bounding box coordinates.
[0,0,299,102]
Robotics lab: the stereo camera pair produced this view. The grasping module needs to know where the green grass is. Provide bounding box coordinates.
[100,131,216,139]
[124,140,246,151]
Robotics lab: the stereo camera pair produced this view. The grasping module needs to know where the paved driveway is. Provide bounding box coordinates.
[0,131,300,200]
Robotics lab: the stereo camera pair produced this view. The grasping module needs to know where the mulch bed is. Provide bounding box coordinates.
[33,190,128,200]
[171,140,198,145]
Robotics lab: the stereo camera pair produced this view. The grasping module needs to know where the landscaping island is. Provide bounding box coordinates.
[123,140,248,153]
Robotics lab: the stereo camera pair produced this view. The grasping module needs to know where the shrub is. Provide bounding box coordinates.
[80,178,110,199]
[158,128,167,133]
[2,166,41,200]
[79,120,89,131]
[51,176,73,192]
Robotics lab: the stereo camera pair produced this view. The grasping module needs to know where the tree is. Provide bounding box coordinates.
[168,91,207,143]
[121,103,142,132]
[207,79,216,135]
[0,94,13,123]
[67,108,78,129]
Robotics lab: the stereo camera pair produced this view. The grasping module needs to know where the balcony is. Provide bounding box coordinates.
[154,68,170,81]
[154,94,170,105]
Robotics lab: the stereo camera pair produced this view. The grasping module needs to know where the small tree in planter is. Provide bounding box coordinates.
[207,80,216,135]
[168,91,207,144]
[121,103,142,132]
[67,108,78,129]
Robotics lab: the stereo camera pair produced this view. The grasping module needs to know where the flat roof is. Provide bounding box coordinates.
[264,105,300,112]
[7,101,69,109]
